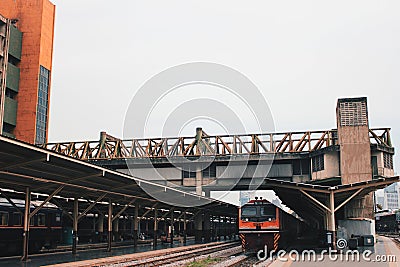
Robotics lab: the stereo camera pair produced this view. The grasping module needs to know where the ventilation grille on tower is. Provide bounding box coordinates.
[339,101,368,126]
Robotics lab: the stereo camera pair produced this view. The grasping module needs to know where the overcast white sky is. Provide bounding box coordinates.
[48,1,399,204]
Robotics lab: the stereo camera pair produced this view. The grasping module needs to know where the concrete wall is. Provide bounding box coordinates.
[312,151,340,180]
[338,126,372,184]
[118,163,295,186]
[216,164,292,179]
[337,218,375,241]
[117,167,181,181]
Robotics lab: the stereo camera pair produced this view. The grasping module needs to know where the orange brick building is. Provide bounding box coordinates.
[0,0,55,144]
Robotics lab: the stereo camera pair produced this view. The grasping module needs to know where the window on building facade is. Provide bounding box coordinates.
[202,165,216,178]
[0,212,8,226]
[13,212,22,226]
[182,166,196,178]
[384,153,394,169]
[35,66,50,144]
[37,213,46,226]
[293,159,310,175]
[312,154,324,172]
[182,165,216,178]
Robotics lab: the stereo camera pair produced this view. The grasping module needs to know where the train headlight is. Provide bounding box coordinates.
[245,218,249,222]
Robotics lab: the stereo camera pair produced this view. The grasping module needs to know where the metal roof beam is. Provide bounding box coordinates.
[300,189,330,212]
[0,157,45,170]
[51,198,74,221]
[141,203,158,219]
[78,193,107,221]
[33,172,104,191]
[333,178,398,193]
[0,189,24,215]
[334,188,363,212]
[29,185,65,218]
[112,198,136,222]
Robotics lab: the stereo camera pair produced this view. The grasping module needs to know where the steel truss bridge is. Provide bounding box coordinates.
[42,128,392,160]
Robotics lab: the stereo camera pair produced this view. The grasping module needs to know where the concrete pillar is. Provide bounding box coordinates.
[97,214,104,242]
[96,213,104,242]
[92,215,96,240]
[153,209,158,248]
[183,212,187,244]
[194,212,203,243]
[107,201,112,252]
[122,216,127,240]
[226,217,231,240]
[133,204,139,247]
[204,211,211,242]
[196,167,203,196]
[210,215,214,241]
[113,217,119,241]
[72,198,78,255]
[223,217,227,240]
[21,187,31,261]
[170,211,174,246]
[329,191,336,249]
[218,216,222,241]
[195,127,203,196]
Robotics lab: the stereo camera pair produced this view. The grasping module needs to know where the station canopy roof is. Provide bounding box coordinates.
[0,136,237,217]
[264,176,399,222]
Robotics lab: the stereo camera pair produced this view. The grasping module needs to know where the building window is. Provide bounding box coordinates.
[312,154,324,172]
[35,66,50,144]
[0,212,9,226]
[182,165,216,178]
[37,213,46,226]
[293,159,310,175]
[384,153,394,169]
[13,212,22,226]
[202,165,216,178]
[182,166,196,178]
[5,88,17,99]
[3,122,15,135]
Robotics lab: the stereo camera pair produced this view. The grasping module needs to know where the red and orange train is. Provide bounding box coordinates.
[239,198,300,253]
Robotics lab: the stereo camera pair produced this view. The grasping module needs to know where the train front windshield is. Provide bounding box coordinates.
[241,203,276,222]
[242,206,257,216]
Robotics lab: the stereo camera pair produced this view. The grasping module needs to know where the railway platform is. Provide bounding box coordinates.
[268,235,400,267]
[0,237,204,267]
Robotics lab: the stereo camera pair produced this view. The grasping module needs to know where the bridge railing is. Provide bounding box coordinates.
[42,128,392,160]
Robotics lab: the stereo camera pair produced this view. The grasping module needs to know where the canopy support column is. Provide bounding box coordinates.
[107,201,112,252]
[72,198,78,255]
[21,187,31,261]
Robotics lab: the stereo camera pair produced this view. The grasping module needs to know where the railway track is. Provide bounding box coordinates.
[104,242,241,267]
[42,240,241,267]
[39,236,196,254]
